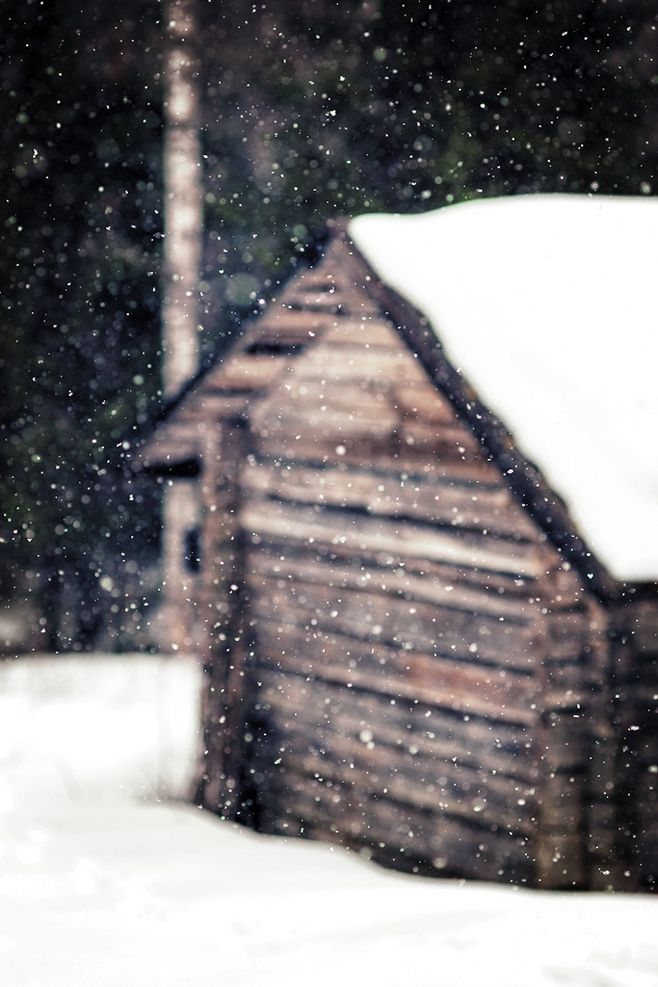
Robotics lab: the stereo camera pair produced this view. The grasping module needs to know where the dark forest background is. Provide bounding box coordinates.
[1,0,656,650]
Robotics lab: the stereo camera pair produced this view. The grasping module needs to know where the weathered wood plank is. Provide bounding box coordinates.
[291,339,430,384]
[251,387,392,430]
[177,393,251,420]
[262,688,538,801]
[209,352,292,391]
[241,499,544,578]
[273,733,538,836]
[195,422,254,819]
[241,458,539,540]
[254,404,402,442]
[253,616,538,725]
[252,429,505,482]
[250,306,337,341]
[322,317,410,348]
[247,543,539,622]
[534,831,587,888]
[257,669,536,767]
[256,540,540,610]
[538,771,588,833]
[282,278,381,316]
[249,574,539,670]
[267,768,535,883]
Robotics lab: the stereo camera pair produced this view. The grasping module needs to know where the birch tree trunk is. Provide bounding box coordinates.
[163,0,202,399]
[158,0,203,652]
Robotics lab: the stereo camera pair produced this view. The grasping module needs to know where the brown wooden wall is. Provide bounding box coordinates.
[533,559,617,889]
[189,247,619,888]
[611,598,658,889]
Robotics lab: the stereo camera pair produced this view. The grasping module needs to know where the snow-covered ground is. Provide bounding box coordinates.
[0,653,200,809]
[1,654,656,987]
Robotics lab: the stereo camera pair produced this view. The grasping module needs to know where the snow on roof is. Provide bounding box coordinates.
[350,195,658,583]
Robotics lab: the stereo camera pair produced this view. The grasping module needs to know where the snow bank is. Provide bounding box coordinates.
[350,195,658,583]
[0,653,202,810]
[2,802,657,987]
[1,653,656,986]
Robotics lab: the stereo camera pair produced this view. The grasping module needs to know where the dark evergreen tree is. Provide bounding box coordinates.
[1,0,655,647]
[0,2,163,647]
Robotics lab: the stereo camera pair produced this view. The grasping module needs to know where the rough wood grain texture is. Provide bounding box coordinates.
[272,733,538,837]
[257,671,539,782]
[607,595,658,889]
[248,533,540,602]
[162,231,653,890]
[223,286,556,876]
[258,689,537,806]
[246,544,538,620]
[218,278,560,883]
[261,660,526,730]
[195,421,253,820]
[532,556,618,889]
[252,431,505,483]
[253,618,537,725]
[249,576,538,670]
[265,767,536,883]
[241,457,539,540]
[242,499,543,578]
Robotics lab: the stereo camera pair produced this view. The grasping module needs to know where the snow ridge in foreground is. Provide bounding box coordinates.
[1,654,656,987]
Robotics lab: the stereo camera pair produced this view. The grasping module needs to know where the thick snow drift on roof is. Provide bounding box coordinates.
[350,195,658,583]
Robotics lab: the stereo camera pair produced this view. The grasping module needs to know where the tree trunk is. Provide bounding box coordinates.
[163,0,202,399]
[158,0,204,652]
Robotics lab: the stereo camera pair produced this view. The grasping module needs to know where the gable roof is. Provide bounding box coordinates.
[139,238,376,471]
[350,195,658,586]
[140,195,658,600]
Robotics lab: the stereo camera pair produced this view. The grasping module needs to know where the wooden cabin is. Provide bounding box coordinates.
[141,196,657,891]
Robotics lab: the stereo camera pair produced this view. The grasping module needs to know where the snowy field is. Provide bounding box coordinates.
[1,654,656,987]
